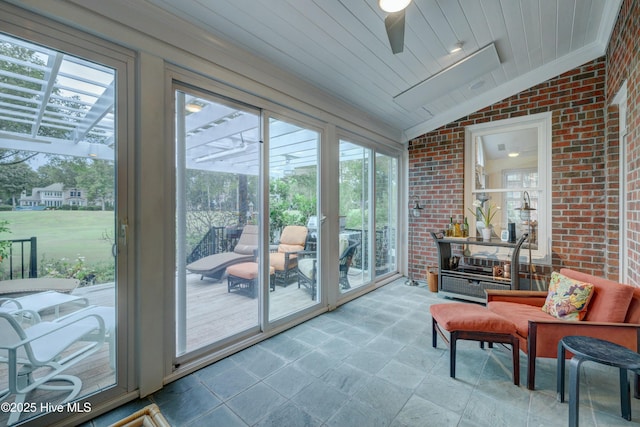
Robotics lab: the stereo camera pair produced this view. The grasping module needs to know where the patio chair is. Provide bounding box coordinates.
[186,225,258,281]
[270,225,308,287]
[296,250,318,299]
[297,238,360,299]
[339,241,360,290]
[0,309,106,425]
[54,305,116,370]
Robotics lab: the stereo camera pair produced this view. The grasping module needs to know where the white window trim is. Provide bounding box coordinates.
[464,112,552,265]
[613,81,627,282]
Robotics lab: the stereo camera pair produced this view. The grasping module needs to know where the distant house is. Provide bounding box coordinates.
[19,183,87,208]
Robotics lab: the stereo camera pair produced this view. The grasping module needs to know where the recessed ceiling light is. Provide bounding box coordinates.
[450,41,464,53]
[508,152,520,158]
[379,0,412,13]
[469,80,485,90]
[185,102,204,113]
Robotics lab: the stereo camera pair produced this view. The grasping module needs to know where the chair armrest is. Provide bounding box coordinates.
[0,297,21,309]
[283,250,302,265]
[5,308,42,324]
[297,250,316,259]
[529,319,640,358]
[531,318,640,329]
[486,289,548,306]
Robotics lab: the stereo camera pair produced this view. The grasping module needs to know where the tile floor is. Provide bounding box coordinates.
[86,279,640,427]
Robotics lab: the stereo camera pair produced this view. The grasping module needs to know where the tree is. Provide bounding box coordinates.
[0,154,38,205]
[37,157,89,188]
[76,159,114,210]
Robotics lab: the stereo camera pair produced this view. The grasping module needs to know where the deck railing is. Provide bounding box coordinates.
[187,227,244,264]
[1,237,38,279]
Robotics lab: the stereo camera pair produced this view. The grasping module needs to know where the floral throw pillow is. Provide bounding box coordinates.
[541,272,595,320]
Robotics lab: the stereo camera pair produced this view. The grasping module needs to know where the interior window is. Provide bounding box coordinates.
[464,113,551,263]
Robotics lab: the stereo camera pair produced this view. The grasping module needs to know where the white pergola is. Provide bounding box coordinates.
[0,33,115,161]
[0,33,366,174]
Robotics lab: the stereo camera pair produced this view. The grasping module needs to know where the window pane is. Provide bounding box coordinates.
[268,117,319,318]
[339,141,371,291]
[175,90,260,356]
[473,128,538,191]
[0,34,117,424]
[375,153,398,275]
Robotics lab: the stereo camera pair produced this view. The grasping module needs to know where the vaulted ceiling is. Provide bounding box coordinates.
[145,0,622,140]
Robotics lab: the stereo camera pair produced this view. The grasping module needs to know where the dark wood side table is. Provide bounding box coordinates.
[557,335,640,427]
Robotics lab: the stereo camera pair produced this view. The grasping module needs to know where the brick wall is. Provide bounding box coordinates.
[408,58,608,284]
[606,0,640,285]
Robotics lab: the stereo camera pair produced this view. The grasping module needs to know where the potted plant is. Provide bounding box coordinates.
[469,200,500,240]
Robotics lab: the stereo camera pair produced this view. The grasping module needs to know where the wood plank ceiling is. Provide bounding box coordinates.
[145,0,621,141]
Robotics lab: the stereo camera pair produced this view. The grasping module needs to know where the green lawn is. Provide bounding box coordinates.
[0,210,114,266]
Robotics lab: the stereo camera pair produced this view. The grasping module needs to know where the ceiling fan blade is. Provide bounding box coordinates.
[384,10,405,54]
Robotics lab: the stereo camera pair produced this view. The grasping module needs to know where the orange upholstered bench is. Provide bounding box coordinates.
[226,262,275,298]
[430,302,520,385]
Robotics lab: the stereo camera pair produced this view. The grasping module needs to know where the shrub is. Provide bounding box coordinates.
[40,255,114,285]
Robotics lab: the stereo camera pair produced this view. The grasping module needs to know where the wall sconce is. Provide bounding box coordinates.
[406,200,423,286]
[515,191,534,220]
[411,200,423,217]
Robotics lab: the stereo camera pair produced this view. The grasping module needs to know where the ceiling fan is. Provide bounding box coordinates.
[379,0,412,54]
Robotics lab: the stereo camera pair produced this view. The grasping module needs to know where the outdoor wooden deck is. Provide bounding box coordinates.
[0,270,364,425]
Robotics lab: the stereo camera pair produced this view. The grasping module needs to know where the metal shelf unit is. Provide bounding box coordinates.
[430,232,528,303]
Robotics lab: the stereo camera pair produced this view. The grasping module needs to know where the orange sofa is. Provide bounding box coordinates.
[486,268,640,390]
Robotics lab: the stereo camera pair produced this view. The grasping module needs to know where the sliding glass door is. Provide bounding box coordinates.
[375,153,398,276]
[339,140,372,291]
[0,32,125,425]
[338,140,399,292]
[268,116,320,319]
[171,76,399,381]
[175,87,261,356]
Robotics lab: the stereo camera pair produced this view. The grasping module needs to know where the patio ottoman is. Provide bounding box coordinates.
[226,262,275,298]
[430,302,520,385]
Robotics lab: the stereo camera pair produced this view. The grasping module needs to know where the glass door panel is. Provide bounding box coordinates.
[339,141,372,292]
[268,117,319,319]
[0,33,118,424]
[375,154,398,276]
[175,89,261,355]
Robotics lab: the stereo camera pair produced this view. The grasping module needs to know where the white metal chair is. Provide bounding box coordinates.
[0,309,105,425]
[54,305,115,370]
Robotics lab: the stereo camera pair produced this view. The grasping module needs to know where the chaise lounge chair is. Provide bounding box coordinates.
[0,290,89,318]
[186,225,259,281]
[0,278,80,296]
